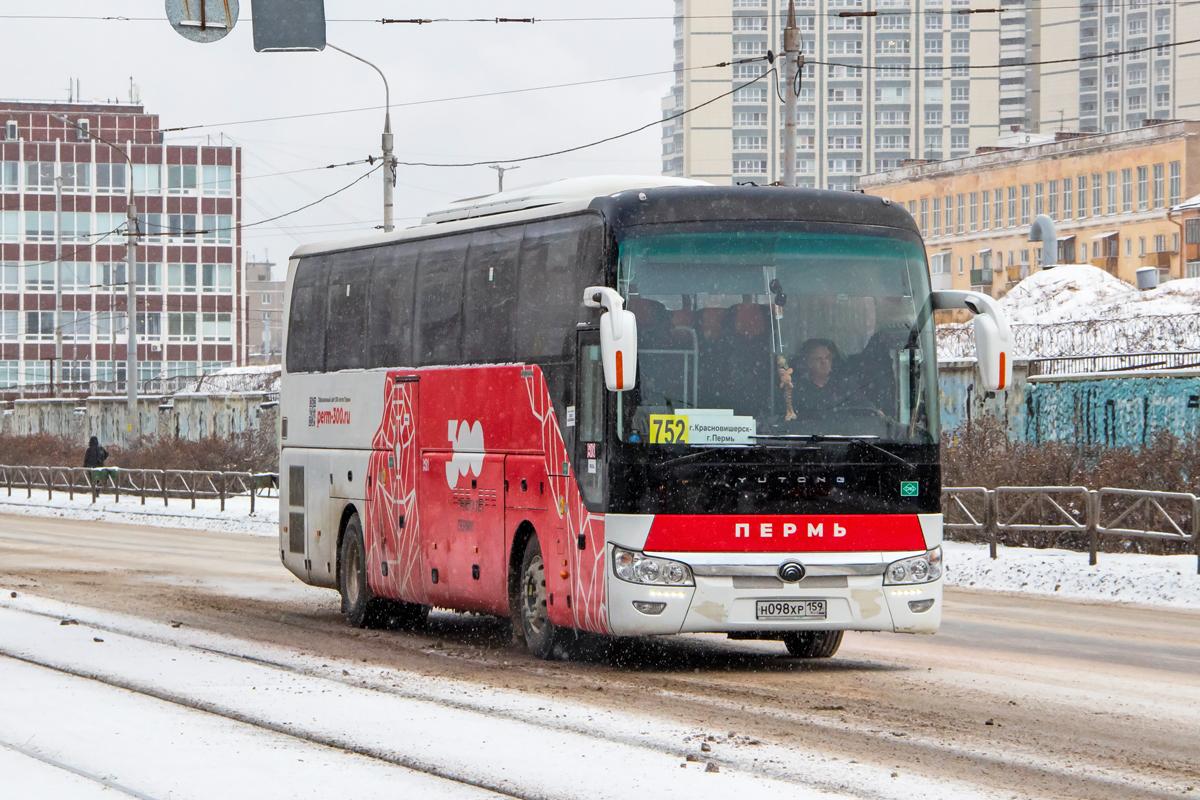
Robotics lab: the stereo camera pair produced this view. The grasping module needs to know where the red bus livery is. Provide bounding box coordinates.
[280,177,1013,659]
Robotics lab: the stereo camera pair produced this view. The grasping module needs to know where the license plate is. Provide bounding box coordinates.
[755,599,827,620]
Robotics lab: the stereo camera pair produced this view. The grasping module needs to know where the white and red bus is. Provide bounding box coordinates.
[280,177,1012,659]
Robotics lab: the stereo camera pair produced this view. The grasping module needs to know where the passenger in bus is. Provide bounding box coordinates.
[792,338,850,412]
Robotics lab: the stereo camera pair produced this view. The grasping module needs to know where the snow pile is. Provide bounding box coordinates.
[943,540,1200,609]
[938,265,1200,359]
[0,490,277,536]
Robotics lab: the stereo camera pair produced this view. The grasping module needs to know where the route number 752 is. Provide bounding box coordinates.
[648,414,689,444]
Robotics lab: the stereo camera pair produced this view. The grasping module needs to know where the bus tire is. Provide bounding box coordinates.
[515,535,562,660]
[782,630,843,659]
[338,512,388,629]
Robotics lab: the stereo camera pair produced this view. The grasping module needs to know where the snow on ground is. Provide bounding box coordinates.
[943,540,1200,610]
[0,594,1007,800]
[0,488,276,536]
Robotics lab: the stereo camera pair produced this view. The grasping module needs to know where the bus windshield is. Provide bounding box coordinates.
[616,225,938,447]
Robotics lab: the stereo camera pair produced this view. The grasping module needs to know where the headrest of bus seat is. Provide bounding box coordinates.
[732,303,769,337]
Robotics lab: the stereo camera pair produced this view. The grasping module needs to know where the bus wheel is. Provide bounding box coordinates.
[338,512,386,628]
[516,536,562,660]
[782,630,843,659]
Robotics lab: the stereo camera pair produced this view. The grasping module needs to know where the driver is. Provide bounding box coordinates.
[792,338,850,412]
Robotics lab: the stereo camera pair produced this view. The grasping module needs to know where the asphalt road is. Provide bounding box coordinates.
[1,513,1197,799]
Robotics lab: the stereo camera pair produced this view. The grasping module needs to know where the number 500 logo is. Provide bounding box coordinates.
[648,414,689,444]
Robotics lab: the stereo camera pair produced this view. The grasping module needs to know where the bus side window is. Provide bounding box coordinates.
[368,243,418,369]
[414,236,467,365]
[463,226,521,362]
[518,218,588,361]
[286,256,330,373]
[325,249,374,371]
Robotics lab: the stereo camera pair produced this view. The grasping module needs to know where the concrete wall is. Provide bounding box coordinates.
[1,393,277,448]
[939,363,1200,447]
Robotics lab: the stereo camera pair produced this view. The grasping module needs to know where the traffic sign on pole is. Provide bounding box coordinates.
[251,0,327,52]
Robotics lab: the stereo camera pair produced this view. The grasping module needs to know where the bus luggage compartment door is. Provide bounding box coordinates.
[280,449,330,584]
[418,451,506,614]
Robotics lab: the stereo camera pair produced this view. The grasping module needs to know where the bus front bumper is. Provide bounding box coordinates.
[606,553,941,637]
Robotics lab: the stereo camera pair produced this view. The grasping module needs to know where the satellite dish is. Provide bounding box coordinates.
[165,0,239,44]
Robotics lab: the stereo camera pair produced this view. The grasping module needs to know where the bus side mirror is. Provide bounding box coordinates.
[583,286,638,392]
[932,290,1013,392]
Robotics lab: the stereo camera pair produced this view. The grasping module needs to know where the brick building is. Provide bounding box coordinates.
[0,100,243,395]
[859,120,1200,294]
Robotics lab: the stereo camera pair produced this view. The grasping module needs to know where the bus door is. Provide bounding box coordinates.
[574,329,606,509]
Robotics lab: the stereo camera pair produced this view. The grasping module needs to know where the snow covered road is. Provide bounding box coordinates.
[1,513,1198,799]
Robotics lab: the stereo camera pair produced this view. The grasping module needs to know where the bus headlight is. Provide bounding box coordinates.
[613,547,694,586]
[884,547,942,585]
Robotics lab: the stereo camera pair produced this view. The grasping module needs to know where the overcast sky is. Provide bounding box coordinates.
[2,1,674,275]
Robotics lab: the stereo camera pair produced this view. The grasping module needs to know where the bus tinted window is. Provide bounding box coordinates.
[415,235,468,365]
[325,248,374,371]
[368,243,418,369]
[517,216,602,361]
[463,226,521,363]
[286,255,330,373]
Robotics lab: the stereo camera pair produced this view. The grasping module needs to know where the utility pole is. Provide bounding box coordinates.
[328,44,396,232]
[489,164,519,193]
[782,0,801,187]
[54,114,139,436]
[53,154,63,397]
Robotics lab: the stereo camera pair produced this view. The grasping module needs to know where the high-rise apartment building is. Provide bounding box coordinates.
[1027,0,1200,135]
[0,101,243,396]
[661,0,1001,188]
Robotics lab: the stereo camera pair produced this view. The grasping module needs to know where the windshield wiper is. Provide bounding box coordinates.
[750,434,916,470]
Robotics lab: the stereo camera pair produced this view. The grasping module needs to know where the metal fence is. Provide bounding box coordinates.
[0,465,278,513]
[942,485,1199,572]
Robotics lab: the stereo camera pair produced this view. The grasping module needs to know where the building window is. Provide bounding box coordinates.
[167,312,198,342]
[0,261,15,291]
[0,310,16,340]
[1035,183,1044,217]
[24,162,55,193]
[969,192,978,231]
[919,198,929,232]
[133,164,162,194]
[200,214,233,244]
[1007,187,1017,227]
[1169,161,1181,205]
[1092,174,1103,216]
[1106,171,1117,214]
[944,194,952,231]
[1020,184,1031,224]
[166,213,197,242]
[4,121,16,141]
[1152,163,1164,208]
[1048,180,1058,217]
[24,210,55,242]
[1185,219,1200,244]
[993,189,1002,229]
[96,163,126,195]
[201,263,233,294]
[167,164,197,193]
[136,262,163,292]
[201,312,233,342]
[24,311,55,340]
[1137,165,1149,210]
[0,210,18,241]
[932,197,941,236]
[167,262,199,293]
[956,193,965,233]
[1121,168,1132,212]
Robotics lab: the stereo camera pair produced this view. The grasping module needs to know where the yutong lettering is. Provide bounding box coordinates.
[735,521,847,539]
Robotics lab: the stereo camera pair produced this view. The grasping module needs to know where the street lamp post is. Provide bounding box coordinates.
[55,114,139,436]
[328,44,396,232]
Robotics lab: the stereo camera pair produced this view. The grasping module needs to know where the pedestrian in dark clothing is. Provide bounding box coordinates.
[83,437,109,468]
